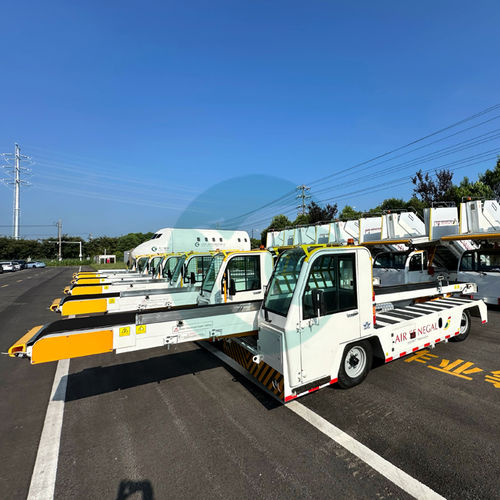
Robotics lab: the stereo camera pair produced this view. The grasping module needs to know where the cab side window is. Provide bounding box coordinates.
[227,255,261,292]
[409,253,422,272]
[186,256,212,283]
[459,253,474,271]
[302,254,357,319]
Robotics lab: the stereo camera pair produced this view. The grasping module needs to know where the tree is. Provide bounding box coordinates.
[292,213,310,226]
[447,177,493,206]
[306,200,338,223]
[339,205,362,220]
[370,198,409,214]
[411,169,454,204]
[261,214,293,245]
[479,157,500,197]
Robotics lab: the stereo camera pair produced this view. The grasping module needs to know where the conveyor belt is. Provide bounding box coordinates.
[27,300,263,346]
[374,280,464,296]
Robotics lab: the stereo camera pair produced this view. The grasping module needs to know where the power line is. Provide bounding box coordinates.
[217,103,500,228]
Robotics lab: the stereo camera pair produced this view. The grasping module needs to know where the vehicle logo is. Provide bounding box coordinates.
[444,315,451,330]
[363,321,371,330]
[152,246,157,251]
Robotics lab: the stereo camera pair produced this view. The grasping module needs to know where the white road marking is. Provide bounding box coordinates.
[201,342,443,499]
[28,359,69,500]
[1,284,8,288]
[287,401,444,500]
[17,279,23,282]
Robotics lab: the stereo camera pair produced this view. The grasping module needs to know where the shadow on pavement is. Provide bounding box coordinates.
[59,349,221,402]
[116,479,154,500]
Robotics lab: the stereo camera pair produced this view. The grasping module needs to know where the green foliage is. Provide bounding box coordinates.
[250,238,262,249]
[339,205,362,219]
[260,214,293,244]
[447,177,494,206]
[0,232,153,261]
[411,169,454,204]
[479,157,500,197]
[306,200,338,223]
[292,214,310,226]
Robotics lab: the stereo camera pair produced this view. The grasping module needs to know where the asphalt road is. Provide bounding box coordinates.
[1,267,499,499]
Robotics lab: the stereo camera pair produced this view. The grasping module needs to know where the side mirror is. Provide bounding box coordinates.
[311,289,326,318]
[190,272,196,284]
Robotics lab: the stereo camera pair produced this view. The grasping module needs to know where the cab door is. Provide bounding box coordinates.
[297,253,360,385]
[407,251,427,283]
[225,254,263,302]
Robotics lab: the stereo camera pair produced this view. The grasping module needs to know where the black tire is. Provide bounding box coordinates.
[338,340,373,389]
[449,310,471,342]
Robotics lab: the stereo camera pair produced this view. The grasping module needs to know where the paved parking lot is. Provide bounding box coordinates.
[1,267,499,499]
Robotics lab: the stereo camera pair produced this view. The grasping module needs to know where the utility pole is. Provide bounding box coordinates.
[57,220,62,261]
[296,184,311,216]
[14,144,20,239]
[1,143,32,240]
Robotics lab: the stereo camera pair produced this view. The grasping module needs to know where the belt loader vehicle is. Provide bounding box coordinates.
[53,250,274,316]
[64,252,213,297]
[9,245,486,402]
[71,253,190,286]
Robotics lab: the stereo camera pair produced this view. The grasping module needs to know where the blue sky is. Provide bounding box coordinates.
[0,1,499,238]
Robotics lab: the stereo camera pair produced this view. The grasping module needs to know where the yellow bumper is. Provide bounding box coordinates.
[70,285,103,296]
[60,298,108,316]
[50,298,61,312]
[8,325,43,357]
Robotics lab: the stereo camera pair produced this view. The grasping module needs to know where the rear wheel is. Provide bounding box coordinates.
[338,341,373,389]
[449,310,471,342]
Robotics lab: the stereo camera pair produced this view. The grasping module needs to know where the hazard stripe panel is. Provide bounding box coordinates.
[221,340,284,401]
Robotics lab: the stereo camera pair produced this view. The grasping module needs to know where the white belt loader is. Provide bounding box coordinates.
[9,245,486,403]
[53,250,274,316]
[63,252,213,297]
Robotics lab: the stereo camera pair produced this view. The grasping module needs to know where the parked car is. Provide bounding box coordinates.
[12,260,27,270]
[33,261,46,268]
[0,261,16,272]
[0,264,3,274]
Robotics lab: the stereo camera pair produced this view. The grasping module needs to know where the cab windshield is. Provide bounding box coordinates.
[202,254,224,293]
[149,256,163,275]
[460,250,500,272]
[170,256,187,284]
[137,257,149,272]
[373,252,407,270]
[162,256,182,279]
[263,248,306,316]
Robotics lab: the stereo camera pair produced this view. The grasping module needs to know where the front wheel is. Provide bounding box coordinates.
[338,341,373,389]
[449,310,471,342]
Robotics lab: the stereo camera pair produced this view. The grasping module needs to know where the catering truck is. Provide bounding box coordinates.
[9,245,485,402]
